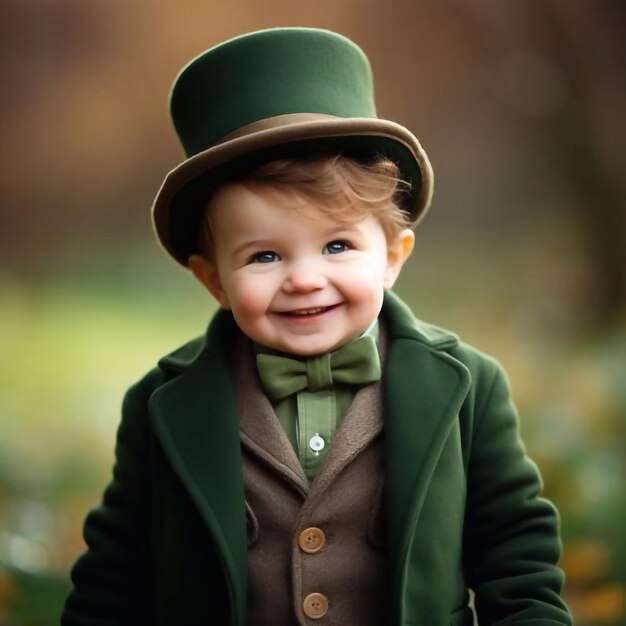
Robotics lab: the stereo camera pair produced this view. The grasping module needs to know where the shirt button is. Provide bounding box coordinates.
[309,433,325,453]
[302,592,329,619]
[298,527,326,554]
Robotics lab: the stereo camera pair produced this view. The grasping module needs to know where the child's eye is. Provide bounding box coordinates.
[323,240,350,255]
[250,251,281,264]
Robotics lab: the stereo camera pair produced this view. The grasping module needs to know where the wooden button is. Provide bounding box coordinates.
[298,527,326,554]
[302,592,329,619]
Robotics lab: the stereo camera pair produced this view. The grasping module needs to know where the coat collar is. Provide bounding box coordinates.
[151,291,470,623]
[379,292,471,615]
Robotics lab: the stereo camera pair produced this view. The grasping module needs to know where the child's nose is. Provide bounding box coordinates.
[282,261,327,293]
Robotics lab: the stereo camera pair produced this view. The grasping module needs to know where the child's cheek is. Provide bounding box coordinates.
[231,281,270,317]
[344,259,387,291]
[338,274,383,315]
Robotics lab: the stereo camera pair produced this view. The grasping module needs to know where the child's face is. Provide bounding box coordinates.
[189,182,414,356]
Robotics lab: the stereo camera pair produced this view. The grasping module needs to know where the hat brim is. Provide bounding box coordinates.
[151,114,433,266]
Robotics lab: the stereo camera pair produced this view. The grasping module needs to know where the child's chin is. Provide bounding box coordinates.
[282,339,350,357]
[261,337,337,357]
[282,346,334,357]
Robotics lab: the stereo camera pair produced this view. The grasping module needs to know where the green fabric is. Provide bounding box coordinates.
[256,334,380,400]
[295,388,353,480]
[256,325,380,479]
[170,28,376,157]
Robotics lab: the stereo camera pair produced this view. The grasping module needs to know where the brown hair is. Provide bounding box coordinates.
[198,153,412,260]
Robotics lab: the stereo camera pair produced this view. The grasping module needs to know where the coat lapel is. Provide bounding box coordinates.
[232,333,310,496]
[149,310,247,626]
[381,292,471,601]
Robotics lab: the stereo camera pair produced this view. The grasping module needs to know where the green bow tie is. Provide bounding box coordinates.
[256,334,381,401]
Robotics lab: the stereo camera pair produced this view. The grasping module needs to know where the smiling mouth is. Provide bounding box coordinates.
[278,304,340,317]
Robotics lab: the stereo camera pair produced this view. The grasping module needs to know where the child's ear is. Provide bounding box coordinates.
[384,229,415,289]
[188,254,231,309]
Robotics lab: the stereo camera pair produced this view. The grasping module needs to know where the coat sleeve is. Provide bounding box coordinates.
[61,375,157,626]
[463,361,572,625]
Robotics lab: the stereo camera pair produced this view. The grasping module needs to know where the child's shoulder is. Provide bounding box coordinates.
[157,334,207,374]
[125,309,237,398]
[384,291,504,382]
[401,312,514,432]
[385,298,509,428]
[413,315,505,384]
[123,334,207,404]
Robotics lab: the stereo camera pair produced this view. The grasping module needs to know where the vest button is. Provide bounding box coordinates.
[302,592,329,619]
[298,527,326,554]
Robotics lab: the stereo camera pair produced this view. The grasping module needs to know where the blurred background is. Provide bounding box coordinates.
[1,0,625,624]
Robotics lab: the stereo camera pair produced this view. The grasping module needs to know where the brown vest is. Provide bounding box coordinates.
[232,334,388,626]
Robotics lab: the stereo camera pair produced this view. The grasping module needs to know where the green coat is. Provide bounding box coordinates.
[62,291,571,625]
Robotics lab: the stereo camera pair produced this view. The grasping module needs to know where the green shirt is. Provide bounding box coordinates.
[255,321,379,480]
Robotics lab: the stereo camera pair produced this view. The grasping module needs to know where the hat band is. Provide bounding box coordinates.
[214,112,342,146]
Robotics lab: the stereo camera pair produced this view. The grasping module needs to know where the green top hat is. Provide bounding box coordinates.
[152,27,434,266]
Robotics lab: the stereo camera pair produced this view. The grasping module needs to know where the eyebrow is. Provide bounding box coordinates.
[322,225,365,242]
[325,225,360,236]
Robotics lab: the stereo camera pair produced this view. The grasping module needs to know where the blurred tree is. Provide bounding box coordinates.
[463,0,626,327]
[542,1,626,327]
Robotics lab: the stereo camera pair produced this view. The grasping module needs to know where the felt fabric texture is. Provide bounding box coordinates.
[234,330,387,625]
[170,29,377,156]
[151,28,434,265]
[61,291,572,626]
